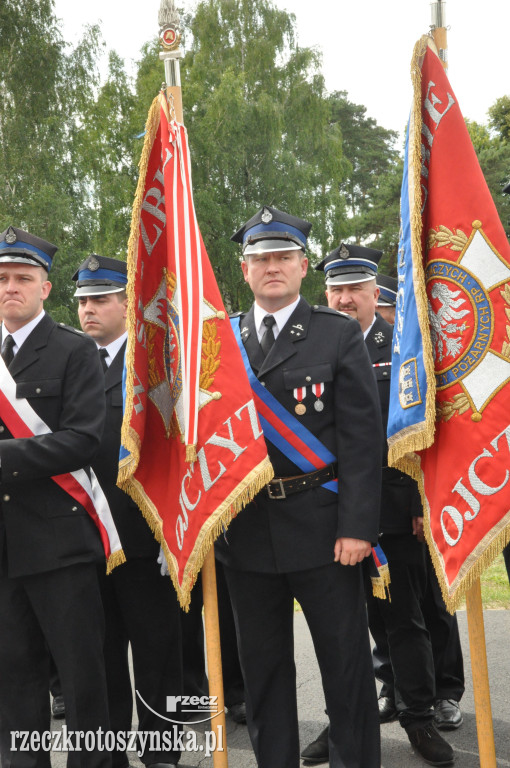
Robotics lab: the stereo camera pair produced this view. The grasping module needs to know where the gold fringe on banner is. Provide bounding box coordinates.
[119,92,165,483]
[371,564,391,601]
[106,548,126,575]
[388,35,438,470]
[121,455,274,610]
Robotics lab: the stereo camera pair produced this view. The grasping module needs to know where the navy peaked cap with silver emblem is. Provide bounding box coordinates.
[72,254,128,296]
[231,205,312,255]
[0,226,57,272]
[377,273,398,306]
[315,242,383,285]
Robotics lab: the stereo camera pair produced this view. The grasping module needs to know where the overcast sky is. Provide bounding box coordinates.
[53,0,509,139]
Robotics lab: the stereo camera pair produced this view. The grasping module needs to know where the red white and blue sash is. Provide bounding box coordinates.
[231,316,389,596]
[0,357,125,572]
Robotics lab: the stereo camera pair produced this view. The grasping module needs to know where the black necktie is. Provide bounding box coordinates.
[260,315,276,357]
[1,335,15,368]
[98,347,109,373]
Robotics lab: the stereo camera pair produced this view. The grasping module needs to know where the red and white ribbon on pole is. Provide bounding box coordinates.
[165,120,204,462]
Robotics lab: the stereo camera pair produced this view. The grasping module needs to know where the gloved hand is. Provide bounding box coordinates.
[157,546,169,576]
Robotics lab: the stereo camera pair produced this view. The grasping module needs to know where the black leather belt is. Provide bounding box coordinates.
[266,463,337,500]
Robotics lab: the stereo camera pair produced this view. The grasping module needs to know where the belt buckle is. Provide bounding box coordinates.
[267,478,286,500]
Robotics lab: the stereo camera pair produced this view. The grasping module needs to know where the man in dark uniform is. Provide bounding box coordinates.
[303,245,455,767]
[215,206,383,768]
[0,226,111,768]
[376,272,398,325]
[374,273,465,734]
[73,255,184,768]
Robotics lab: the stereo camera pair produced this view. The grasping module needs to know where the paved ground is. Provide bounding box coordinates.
[45,608,510,767]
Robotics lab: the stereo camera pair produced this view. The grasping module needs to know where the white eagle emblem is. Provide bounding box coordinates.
[428,282,470,363]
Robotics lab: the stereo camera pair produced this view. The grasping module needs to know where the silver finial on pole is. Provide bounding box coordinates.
[430,1,448,69]
[159,0,183,89]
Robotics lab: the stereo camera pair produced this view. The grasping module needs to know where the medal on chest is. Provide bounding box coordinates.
[293,386,307,415]
[312,383,324,412]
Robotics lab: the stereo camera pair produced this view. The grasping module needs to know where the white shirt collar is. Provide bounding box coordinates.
[254,297,301,341]
[363,315,377,339]
[97,331,127,367]
[2,310,46,355]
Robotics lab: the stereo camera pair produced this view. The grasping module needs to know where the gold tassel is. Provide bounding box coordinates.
[106,548,126,574]
[371,564,391,601]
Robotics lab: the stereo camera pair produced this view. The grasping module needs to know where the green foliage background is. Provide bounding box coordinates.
[1,0,509,321]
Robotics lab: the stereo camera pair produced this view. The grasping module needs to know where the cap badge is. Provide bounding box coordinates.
[339,244,350,260]
[5,227,17,245]
[88,255,100,271]
[261,208,273,224]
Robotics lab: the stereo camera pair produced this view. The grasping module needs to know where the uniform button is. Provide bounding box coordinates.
[0,426,4,433]
[12,471,18,477]
[383,371,388,376]
[35,387,41,394]
[3,495,10,502]
[306,376,311,382]
[261,382,266,387]
[72,506,78,512]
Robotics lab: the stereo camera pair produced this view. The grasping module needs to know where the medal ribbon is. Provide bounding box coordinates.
[293,386,307,408]
[312,383,324,398]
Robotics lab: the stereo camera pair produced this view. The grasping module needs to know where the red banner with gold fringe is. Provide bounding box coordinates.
[389,37,510,611]
[119,93,273,609]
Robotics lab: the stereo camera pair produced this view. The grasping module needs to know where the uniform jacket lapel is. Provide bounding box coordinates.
[240,306,265,374]
[258,297,310,377]
[7,314,55,378]
[365,313,392,365]
[104,341,126,392]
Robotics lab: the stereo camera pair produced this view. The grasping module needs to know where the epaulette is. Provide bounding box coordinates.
[57,322,85,336]
[311,304,353,321]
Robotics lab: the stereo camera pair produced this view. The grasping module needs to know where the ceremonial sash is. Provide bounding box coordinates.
[231,317,390,597]
[0,357,125,572]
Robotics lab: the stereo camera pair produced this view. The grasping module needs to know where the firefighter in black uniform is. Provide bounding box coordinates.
[73,256,184,768]
[302,245,456,767]
[216,207,383,768]
[0,226,111,768]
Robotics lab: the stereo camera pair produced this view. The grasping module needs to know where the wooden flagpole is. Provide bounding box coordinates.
[158,3,228,766]
[430,5,496,765]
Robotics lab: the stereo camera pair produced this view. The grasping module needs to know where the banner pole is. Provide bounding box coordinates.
[465,580,497,768]
[202,548,229,768]
[429,7,496,765]
[157,3,228,764]
[430,0,448,71]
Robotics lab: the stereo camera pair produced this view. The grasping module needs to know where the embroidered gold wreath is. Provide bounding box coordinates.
[200,321,221,390]
[436,392,470,422]
[499,283,510,360]
[427,226,468,252]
